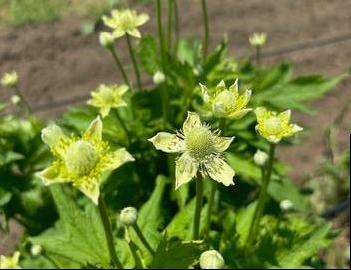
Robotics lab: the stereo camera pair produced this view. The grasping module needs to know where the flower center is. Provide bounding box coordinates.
[65,140,98,176]
[185,126,214,160]
[213,90,236,116]
[264,116,282,134]
[100,89,114,103]
[120,12,135,30]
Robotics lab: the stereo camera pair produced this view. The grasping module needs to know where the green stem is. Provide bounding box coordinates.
[156,0,169,127]
[109,47,131,90]
[173,0,180,54]
[246,143,275,246]
[201,0,209,62]
[167,0,173,52]
[132,223,155,255]
[14,86,32,115]
[114,110,131,146]
[98,196,123,269]
[255,46,261,66]
[125,34,142,91]
[193,178,204,240]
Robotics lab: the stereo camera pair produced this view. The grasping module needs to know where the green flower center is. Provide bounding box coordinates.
[213,90,236,115]
[100,89,114,103]
[264,116,282,134]
[120,12,135,30]
[65,140,99,176]
[185,126,214,160]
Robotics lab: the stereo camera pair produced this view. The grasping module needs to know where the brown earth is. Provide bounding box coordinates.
[0,0,350,256]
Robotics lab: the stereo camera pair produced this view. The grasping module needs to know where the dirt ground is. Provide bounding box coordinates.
[0,0,350,255]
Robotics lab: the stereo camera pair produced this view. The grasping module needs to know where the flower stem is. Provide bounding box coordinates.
[156,0,169,127]
[193,178,204,240]
[246,143,275,246]
[173,0,180,54]
[98,196,123,269]
[109,47,132,90]
[201,0,209,62]
[167,0,173,52]
[132,223,155,255]
[255,46,261,66]
[114,110,131,146]
[14,86,32,115]
[125,34,142,91]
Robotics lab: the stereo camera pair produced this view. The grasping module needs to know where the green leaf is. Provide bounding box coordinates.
[30,185,110,268]
[235,201,257,246]
[152,234,205,269]
[137,35,161,74]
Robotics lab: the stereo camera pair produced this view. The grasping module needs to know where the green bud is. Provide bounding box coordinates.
[120,207,138,226]
[99,32,115,49]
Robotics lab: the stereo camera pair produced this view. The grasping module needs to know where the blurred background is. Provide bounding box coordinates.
[0,0,350,267]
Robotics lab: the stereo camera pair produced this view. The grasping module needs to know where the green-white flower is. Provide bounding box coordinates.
[102,9,149,39]
[87,84,129,118]
[99,32,115,49]
[0,251,21,269]
[199,79,252,119]
[249,32,267,47]
[255,107,303,143]
[1,71,18,88]
[199,250,225,269]
[148,112,235,189]
[37,117,134,204]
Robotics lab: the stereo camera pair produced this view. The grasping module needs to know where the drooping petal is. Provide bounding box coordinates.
[101,148,135,171]
[75,177,100,205]
[182,112,202,135]
[175,153,198,190]
[205,156,235,186]
[112,29,126,39]
[83,116,102,142]
[148,132,185,153]
[136,14,149,26]
[214,136,234,152]
[37,162,69,186]
[127,29,142,38]
[227,108,252,120]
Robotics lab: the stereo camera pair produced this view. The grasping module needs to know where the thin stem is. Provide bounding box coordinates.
[98,196,123,269]
[132,223,155,255]
[14,86,32,115]
[246,143,275,247]
[156,0,169,127]
[255,46,261,65]
[201,0,209,62]
[125,34,142,91]
[193,178,204,240]
[114,109,131,146]
[167,0,173,52]
[173,0,180,54]
[109,47,132,90]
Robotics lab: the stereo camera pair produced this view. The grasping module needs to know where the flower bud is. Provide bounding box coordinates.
[249,32,267,47]
[1,71,18,88]
[99,32,115,49]
[280,199,294,211]
[120,207,138,226]
[153,71,165,85]
[253,150,268,166]
[10,95,21,105]
[199,250,225,269]
[30,244,42,256]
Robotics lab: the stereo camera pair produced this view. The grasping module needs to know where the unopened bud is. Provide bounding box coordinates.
[153,71,165,85]
[199,250,225,269]
[120,207,138,226]
[30,244,42,256]
[280,199,294,211]
[99,32,115,49]
[1,71,18,88]
[10,95,21,105]
[253,150,268,166]
[41,124,65,147]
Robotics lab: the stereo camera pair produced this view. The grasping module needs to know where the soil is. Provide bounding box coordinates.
[0,0,350,257]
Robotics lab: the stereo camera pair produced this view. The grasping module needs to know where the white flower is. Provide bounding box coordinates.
[153,71,165,85]
[249,32,267,47]
[199,250,225,269]
[253,150,268,166]
[99,32,115,49]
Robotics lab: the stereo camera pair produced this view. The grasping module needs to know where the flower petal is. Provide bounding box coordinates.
[148,132,185,153]
[102,148,135,171]
[237,89,252,109]
[102,16,118,28]
[100,106,111,118]
[37,163,69,186]
[175,153,198,190]
[127,29,141,38]
[136,14,149,26]
[41,124,66,147]
[117,84,129,95]
[182,112,202,135]
[215,80,226,92]
[214,136,234,152]
[278,109,291,126]
[75,177,100,205]
[205,156,235,186]
[227,108,252,119]
[254,107,268,125]
[83,116,102,142]
[112,29,126,39]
